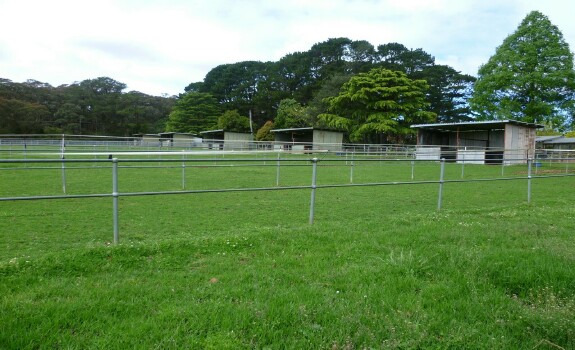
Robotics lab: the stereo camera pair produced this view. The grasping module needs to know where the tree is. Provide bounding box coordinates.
[305,73,353,126]
[0,97,50,133]
[255,120,275,141]
[0,76,174,135]
[217,110,251,133]
[319,68,435,142]
[200,61,272,124]
[274,98,310,129]
[415,65,476,123]
[165,92,220,133]
[470,11,575,130]
[375,43,434,75]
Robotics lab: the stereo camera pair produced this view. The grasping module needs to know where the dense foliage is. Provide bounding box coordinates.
[471,11,575,130]
[319,68,435,142]
[0,77,175,135]
[273,99,309,129]
[165,92,221,134]
[217,110,251,133]
[188,38,476,131]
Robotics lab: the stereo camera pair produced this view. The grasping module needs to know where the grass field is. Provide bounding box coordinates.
[1,154,574,349]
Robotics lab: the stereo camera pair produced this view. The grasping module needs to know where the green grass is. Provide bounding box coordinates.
[1,156,574,349]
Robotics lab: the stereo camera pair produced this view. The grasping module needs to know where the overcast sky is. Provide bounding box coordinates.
[1,0,574,96]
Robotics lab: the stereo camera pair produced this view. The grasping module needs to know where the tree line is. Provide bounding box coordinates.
[0,77,175,136]
[175,38,475,142]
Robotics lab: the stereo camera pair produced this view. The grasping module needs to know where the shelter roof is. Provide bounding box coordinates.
[540,136,575,144]
[270,127,343,133]
[411,120,543,132]
[536,135,563,142]
[199,129,225,135]
[159,132,199,137]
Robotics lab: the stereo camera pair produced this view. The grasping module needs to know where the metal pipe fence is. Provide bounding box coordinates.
[1,155,575,244]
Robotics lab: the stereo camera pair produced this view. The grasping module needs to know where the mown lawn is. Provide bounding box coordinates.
[1,156,574,349]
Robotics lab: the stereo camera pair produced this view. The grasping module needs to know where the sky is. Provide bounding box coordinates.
[1,0,574,97]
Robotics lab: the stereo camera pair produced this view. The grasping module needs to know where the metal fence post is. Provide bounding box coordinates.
[438,158,445,210]
[112,158,119,244]
[276,152,281,186]
[309,157,318,224]
[527,158,532,204]
[182,151,186,189]
[350,152,355,183]
[60,135,66,194]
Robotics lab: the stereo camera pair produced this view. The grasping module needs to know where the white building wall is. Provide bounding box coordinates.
[313,130,343,151]
[172,134,202,147]
[415,147,441,160]
[224,132,253,150]
[504,124,534,164]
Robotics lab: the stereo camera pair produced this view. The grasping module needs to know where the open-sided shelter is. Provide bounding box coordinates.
[536,135,575,150]
[199,129,253,150]
[271,127,344,152]
[411,120,542,164]
[158,132,202,147]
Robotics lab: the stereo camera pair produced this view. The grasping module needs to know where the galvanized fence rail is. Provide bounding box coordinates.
[1,156,575,244]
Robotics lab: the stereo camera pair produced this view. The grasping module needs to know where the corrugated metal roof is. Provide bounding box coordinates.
[270,127,344,133]
[536,136,563,142]
[270,127,314,133]
[199,129,224,134]
[411,120,543,131]
[542,136,575,144]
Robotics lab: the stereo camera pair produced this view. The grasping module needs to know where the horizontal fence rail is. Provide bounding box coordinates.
[1,154,575,244]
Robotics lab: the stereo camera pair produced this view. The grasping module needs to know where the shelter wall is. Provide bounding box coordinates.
[313,130,343,151]
[223,132,253,150]
[142,135,160,145]
[504,124,535,164]
[172,134,202,147]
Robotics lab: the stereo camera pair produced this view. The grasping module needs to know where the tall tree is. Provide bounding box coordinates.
[319,68,435,142]
[200,61,271,124]
[470,11,575,130]
[217,110,250,133]
[414,65,475,123]
[255,120,275,141]
[0,97,50,133]
[165,92,220,133]
[375,43,434,75]
[274,98,310,129]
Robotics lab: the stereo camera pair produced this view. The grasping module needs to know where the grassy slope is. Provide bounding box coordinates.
[1,160,574,349]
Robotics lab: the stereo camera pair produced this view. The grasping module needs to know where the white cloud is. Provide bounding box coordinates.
[1,0,574,96]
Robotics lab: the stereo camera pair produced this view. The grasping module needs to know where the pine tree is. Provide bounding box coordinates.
[470,11,575,130]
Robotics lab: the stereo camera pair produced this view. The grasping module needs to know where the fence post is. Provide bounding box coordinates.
[350,152,355,183]
[60,135,67,194]
[276,152,281,186]
[309,157,318,224]
[527,158,532,204]
[437,158,445,210]
[61,155,67,194]
[411,159,415,180]
[182,151,186,189]
[112,158,120,244]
